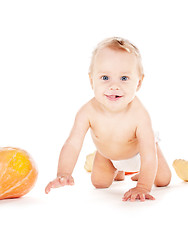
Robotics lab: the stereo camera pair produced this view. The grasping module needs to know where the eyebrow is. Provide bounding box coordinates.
[97,71,131,75]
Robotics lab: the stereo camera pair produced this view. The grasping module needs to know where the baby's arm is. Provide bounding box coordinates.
[57,105,90,177]
[45,105,90,193]
[123,112,157,201]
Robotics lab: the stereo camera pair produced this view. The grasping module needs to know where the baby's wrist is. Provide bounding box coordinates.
[136,183,151,192]
[57,172,72,178]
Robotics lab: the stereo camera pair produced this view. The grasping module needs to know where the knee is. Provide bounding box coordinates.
[155,171,172,187]
[92,182,110,189]
[91,176,112,189]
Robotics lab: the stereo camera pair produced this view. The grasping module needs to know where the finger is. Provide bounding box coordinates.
[139,194,145,202]
[130,194,137,202]
[122,192,131,201]
[45,181,55,194]
[45,183,51,194]
[46,178,63,192]
[45,179,59,193]
[145,194,155,200]
[59,176,68,186]
[52,178,63,188]
[68,177,74,185]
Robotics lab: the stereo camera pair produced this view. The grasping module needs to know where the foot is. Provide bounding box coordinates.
[131,173,139,181]
[114,171,125,181]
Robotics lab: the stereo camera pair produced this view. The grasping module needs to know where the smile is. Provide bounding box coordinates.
[105,94,123,101]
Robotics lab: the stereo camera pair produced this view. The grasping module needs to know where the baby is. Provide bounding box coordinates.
[45,37,171,201]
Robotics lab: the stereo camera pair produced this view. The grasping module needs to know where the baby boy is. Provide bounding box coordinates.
[45,37,171,201]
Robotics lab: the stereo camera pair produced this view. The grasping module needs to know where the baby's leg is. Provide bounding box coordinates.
[114,171,125,181]
[91,151,117,188]
[154,143,171,187]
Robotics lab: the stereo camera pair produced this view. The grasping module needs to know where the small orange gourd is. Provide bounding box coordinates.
[0,147,38,200]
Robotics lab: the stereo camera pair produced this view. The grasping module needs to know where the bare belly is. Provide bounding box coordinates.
[90,131,139,160]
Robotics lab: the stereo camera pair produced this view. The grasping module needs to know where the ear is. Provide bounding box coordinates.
[89,73,94,89]
[136,74,144,91]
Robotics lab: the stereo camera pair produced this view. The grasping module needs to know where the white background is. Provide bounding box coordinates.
[0,0,188,239]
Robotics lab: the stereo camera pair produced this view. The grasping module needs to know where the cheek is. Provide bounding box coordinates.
[123,85,137,97]
[93,84,102,96]
[123,82,134,91]
[93,81,106,92]
[128,81,138,91]
[95,88,104,97]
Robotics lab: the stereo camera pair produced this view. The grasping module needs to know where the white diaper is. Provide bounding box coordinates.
[111,153,141,172]
[111,132,160,172]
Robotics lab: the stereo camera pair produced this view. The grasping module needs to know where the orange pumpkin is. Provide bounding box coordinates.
[0,147,38,200]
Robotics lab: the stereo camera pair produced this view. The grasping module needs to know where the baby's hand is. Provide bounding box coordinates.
[122,187,155,202]
[45,175,74,194]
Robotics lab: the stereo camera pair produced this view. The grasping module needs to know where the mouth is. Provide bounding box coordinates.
[105,95,123,101]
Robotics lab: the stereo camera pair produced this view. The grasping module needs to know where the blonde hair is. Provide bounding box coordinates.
[89,37,144,77]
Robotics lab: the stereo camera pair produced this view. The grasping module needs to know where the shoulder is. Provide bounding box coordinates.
[132,97,154,140]
[75,98,94,124]
[132,97,152,126]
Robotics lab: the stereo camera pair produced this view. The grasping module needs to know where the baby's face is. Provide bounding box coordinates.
[90,47,143,112]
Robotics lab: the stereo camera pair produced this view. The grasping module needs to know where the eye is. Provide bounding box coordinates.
[121,76,128,81]
[101,75,109,81]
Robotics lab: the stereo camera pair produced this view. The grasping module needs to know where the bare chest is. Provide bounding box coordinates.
[90,115,138,159]
[91,120,135,142]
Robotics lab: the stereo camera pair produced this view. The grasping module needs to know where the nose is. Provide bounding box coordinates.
[108,78,120,91]
[109,84,120,91]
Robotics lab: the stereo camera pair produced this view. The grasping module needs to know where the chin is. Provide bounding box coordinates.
[105,103,129,112]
